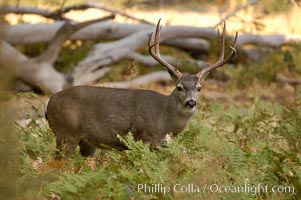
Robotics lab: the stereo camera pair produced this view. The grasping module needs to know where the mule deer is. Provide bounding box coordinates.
[46,19,237,158]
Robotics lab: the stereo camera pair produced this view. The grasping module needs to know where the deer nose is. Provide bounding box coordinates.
[185,99,196,109]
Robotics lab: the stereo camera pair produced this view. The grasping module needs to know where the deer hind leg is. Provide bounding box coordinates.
[55,136,79,160]
[79,139,96,157]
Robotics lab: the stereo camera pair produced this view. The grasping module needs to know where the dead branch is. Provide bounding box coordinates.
[3,8,301,92]
[1,5,55,18]
[4,22,151,45]
[214,0,258,28]
[71,25,216,85]
[71,67,112,87]
[71,48,206,86]
[36,15,114,63]
[125,51,206,67]
[69,22,301,85]
[49,3,153,24]
[86,4,153,24]
[241,47,270,61]
[0,40,66,93]
[237,34,301,47]
[1,3,152,23]
[4,22,212,53]
[125,51,177,66]
[164,38,210,53]
[0,17,112,93]
[5,22,301,48]
[99,71,170,88]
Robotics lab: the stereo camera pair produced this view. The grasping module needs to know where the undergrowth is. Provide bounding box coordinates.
[226,44,301,88]
[12,94,301,200]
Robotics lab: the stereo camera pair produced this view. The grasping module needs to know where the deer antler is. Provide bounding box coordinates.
[196,22,238,81]
[148,19,183,80]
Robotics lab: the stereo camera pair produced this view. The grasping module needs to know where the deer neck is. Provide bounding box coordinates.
[164,90,196,136]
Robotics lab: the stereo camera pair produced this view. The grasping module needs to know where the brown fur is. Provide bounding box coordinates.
[46,74,201,158]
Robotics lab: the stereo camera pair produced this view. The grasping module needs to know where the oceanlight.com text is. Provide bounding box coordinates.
[129,183,295,196]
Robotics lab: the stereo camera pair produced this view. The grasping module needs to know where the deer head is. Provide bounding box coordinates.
[148,19,238,111]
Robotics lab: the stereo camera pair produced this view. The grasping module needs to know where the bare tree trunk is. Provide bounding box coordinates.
[5,22,151,44]
[0,40,66,93]
[1,16,114,93]
[6,22,301,47]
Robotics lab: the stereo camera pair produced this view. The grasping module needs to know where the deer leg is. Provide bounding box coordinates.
[55,136,78,160]
[135,131,162,150]
[79,139,96,157]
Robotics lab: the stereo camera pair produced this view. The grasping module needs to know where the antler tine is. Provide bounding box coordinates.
[148,19,183,79]
[197,21,237,81]
[154,20,162,54]
[219,22,226,61]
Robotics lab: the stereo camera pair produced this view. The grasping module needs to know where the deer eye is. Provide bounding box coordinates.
[196,87,202,92]
[177,86,184,92]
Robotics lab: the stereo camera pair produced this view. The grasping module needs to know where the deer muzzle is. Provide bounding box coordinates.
[185,99,197,109]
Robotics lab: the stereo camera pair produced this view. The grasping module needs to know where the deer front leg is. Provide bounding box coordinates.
[134,131,164,150]
[79,139,96,157]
